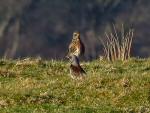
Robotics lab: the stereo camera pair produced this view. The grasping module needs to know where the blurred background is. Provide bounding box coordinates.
[0,0,150,60]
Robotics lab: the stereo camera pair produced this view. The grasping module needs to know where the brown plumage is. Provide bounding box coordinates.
[69,55,86,79]
[67,32,85,58]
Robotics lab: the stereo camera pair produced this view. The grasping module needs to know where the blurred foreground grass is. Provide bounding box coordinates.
[0,58,149,113]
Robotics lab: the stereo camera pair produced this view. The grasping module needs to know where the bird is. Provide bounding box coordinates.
[66,31,85,58]
[69,55,86,80]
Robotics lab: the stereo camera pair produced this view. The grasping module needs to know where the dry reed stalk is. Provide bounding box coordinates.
[100,24,134,61]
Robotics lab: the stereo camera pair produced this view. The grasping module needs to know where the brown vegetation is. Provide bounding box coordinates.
[101,25,134,61]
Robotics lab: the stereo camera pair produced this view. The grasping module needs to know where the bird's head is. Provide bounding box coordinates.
[73,32,80,40]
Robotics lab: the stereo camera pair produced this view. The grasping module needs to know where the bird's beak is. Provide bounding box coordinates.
[65,55,70,59]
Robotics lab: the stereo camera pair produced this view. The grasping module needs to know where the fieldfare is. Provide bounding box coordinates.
[69,55,86,79]
[66,32,85,58]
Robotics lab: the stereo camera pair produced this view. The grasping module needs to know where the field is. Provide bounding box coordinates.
[0,58,149,113]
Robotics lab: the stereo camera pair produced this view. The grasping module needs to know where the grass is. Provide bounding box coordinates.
[0,58,149,113]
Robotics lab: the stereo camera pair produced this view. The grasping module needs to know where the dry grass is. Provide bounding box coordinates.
[100,24,134,61]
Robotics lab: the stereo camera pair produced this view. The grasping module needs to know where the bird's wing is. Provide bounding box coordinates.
[79,66,86,75]
[70,65,80,76]
[79,40,85,55]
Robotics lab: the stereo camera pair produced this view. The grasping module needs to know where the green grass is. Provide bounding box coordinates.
[0,58,149,113]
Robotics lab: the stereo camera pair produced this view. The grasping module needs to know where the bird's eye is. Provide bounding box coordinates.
[74,33,77,36]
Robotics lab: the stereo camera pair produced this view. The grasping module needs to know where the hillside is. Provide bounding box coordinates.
[0,58,149,112]
[0,0,150,59]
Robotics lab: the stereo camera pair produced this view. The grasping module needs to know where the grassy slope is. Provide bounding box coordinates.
[0,58,149,113]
